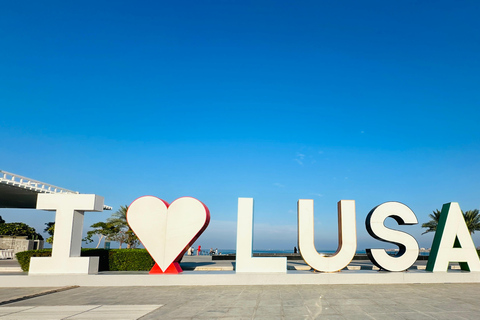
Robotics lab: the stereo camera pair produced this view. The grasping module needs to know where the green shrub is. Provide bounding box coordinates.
[108,249,155,271]
[16,249,52,271]
[15,248,155,272]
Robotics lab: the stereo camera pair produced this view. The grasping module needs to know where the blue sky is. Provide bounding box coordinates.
[1,1,480,251]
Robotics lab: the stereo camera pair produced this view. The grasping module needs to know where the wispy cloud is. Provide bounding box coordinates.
[294,153,305,165]
[273,182,285,188]
[310,193,324,197]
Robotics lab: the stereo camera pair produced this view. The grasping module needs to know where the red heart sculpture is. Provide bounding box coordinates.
[127,196,210,274]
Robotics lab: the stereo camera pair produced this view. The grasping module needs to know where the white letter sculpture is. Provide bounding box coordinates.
[365,202,419,271]
[298,200,356,272]
[127,196,210,274]
[426,202,480,272]
[235,198,286,272]
[29,194,104,275]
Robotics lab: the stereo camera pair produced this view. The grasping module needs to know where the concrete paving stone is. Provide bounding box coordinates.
[211,299,237,307]
[23,305,99,313]
[0,283,479,319]
[139,309,179,319]
[0,305,162,320]
[161,308,200,318]
[324,298,374,306]
[406,303,449,313]
[179,300,209,308]
[359,303,396,313]
[224,306,255,317]
[397,312,438,320]
[259,294,283,300]
[2,305,99,320]
[372,298,404,306]
[254,306,284,316]
[421,312,470,320]
[67,305,162,320]
[446,312,480,320]
[193,307,230,318]
[282,306,311,317]
[340,292,375,299]
[341,313,375,320]
[282,295,303,301]
[0,307,34,315]
[430,301,478,312]
[303,297,332,306]
[382,303,419,313]
[282,316,313,320]
[0,287,60,303]
[233,299,257,307]
[331,304,368,314]
[306,305,339,316]
[258,299,282,307]
[0,314,65,320]
[305,304,336,315]
[98,305,162,311]
[313,315,346,320]
[368,312,435,320]
[282,300,305,307]
[70,313,153,320]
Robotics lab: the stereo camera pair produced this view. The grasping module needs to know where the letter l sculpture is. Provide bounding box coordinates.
[235,198,286,272]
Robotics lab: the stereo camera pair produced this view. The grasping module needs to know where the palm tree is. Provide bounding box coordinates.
[422,208,480,235]
[463,209,480,234]
[421,209,441,235]
[107,205,139,249]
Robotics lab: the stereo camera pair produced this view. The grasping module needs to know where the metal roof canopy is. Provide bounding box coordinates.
[0,170,111,210]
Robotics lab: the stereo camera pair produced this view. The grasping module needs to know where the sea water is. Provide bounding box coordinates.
[210,249,430,256]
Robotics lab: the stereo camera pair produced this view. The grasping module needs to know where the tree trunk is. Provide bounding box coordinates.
[96,235,104,249]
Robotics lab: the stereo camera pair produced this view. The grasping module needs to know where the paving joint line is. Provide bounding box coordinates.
[0,285,79,306]
[62,305,102,319]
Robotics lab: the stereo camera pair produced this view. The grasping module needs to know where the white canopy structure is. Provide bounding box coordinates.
[0,170,111,210]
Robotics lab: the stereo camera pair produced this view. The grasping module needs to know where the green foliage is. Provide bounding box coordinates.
[0,222,43,240]
[422,208,480,235]
[83,222,120,248]
[16,249,52,271]
[44,222,55,244]
[107,205,139,249]
[108,249,155,271]
[463,209,480,234]
[16,249,155,272]
[421,209,441,235]
[85,205,139,249]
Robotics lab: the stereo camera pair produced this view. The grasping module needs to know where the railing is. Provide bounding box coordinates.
[0,170,79,194]
[0,249,14,260]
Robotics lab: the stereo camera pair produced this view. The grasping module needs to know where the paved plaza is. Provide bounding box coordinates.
[0,257,478,318]
[0,283,480,319]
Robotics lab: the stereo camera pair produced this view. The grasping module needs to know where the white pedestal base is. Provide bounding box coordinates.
[29,257,99,275]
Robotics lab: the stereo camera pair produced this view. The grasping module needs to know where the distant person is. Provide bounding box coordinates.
[197,245,201,255]
[215,248,218,255]
[209,248,213,255]
[294,246,298,254]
